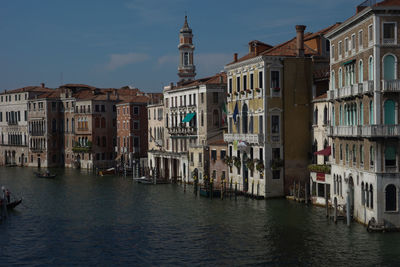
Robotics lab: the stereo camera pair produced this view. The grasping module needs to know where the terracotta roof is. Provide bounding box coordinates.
[375,0,400,6]
[117,96,150,105]
[304,23,342,41]
[1,86,53,95]
[208,139,227,146]
[313,92,327,101]
[60,84,96,90]
[36,90,61,99]
[226,40,273,66]
[261,34,318,57]
[173,72,226,90]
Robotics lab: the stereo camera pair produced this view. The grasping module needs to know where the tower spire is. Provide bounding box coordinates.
[178,15,196,83]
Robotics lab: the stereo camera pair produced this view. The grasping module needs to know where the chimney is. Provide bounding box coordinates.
[41,83,45,88]
[234,53,238,62]
[296,25,306,57]
[219,74,223,83]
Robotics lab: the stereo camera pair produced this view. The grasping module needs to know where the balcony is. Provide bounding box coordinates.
[72,146,92,153]
[223,133,264,144]
[327,125,400,138]
[30,148,44,153]
[30,131,45,137]
[168,126,197,136]
[327,81,373,101]
[382,80,400,92]
[362,125,400,138]
[7,121,18,125]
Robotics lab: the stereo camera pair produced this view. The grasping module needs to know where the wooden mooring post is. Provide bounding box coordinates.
[235,182,237,200]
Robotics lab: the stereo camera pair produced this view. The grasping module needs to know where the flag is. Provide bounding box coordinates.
[233,102,238,124]
[221,103,227,126]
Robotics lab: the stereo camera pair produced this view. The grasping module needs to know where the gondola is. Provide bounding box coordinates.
[7,199,22,210]
[34,172,56,179]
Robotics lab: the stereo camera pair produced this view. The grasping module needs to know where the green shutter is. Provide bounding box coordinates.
[384,100,395,125]
[384,55,395,81]
[385,146,396,160]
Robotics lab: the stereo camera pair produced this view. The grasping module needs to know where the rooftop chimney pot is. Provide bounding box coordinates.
[234,53,238,62]
[41,83,45,88]
[296,25,306,57]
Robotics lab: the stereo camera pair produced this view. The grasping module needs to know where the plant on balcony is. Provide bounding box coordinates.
[245,158,255,172]
[234,92,239,96]
[272,87,280,92]
[233,156,241,171]
[256,160,264,173]
[308,164,331,174]
[240,90,246,95]
[227,93,231,97]
[270,158,283,170]
[246,89,252,93]
[223,156,233,167]
[255,88,261,93]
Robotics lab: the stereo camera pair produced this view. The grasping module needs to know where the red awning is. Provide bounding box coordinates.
[314,146,331,156]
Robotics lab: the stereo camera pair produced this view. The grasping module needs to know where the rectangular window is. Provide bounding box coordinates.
[250,73,254,89]
[259,115,263,134]
[134,137,139,148]
[229,146,232,157]
[229,117,233,133]
[358,30,363,48]
[259,148,263,161]
[193,94,196,105]
[258,71,263,88]
[368,25,373,42]
[351,34,355,50]
[134,106,139,115]
[237,76,241,91]
[272,170,280,180]
[243,75,247,90]
[95,105,99,112]
[360,145,364,164]
[201,93,204,104]
[331,45,335,59]
[229,78,232,94]
[271,115,279,134]
[221,150,226,160]
[101,105,105,112]
[199,153,202,163]
[0,112,2,122]
[383,22,396,44]
[271,71,280,89]
[345,38,349,52]
[134,121,139,130]
[211,150,217,161]
[338,41,342,56]
[191,152,194,162]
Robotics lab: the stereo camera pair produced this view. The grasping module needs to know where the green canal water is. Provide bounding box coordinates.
[1,167,400,266]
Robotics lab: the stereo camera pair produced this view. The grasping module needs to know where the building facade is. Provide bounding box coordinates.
[225,24,337,198]
[0,85,52,166]
[326,0,400,228]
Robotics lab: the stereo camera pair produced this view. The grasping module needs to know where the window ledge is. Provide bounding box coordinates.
[384,211,399,214]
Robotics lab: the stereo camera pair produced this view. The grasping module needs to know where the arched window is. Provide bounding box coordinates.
[385,184,397,211]
[323,106,328,125]
[369,100,374,124]
[385,146,397,167]
[339,176,342,196]
[314,108,318,125]
[334,175,337,194]
[366,183,369,207]
[370,146,375,167]
[359,60,363,82]
[338,68,343,88]
[201,111,204,127]
[352,144,356,164]
[339,105,343,125]
[249,115,253,134]
[383,54,396,80]
[184,52,189,66]
[331,71,336,90]
[340,144,343,161]
[312,140,318,164]
[332,143,336,159]
[345,144,349,162]
[368,56,374,80]
[361,182,365,205]
[331,106,335,126]
[242,104,248,134]
[370,184,373,209]
[359,102,364,125]
[384,99,396,125]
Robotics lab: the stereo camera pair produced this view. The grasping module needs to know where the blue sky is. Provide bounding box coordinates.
[1,0,363,93]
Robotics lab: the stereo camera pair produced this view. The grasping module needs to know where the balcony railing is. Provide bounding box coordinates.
[167,126,197,136]
[224,133,264,144]
[327,125,400,138]
[7,121,18,125]
[328,81,373,101]
[382,80,400,92]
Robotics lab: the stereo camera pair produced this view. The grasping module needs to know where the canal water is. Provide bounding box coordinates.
[1,167,400,266]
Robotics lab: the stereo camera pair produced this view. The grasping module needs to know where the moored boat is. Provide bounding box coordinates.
[7,199,22,210]
[34,172,56,179]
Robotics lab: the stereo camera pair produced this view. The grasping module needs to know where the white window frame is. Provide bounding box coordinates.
[331,45,335,60]
[368,24,373,45]
[338,41,343,59]
[270,69,282,97]
[351,34,356,51]
[345,38,349,56]
[270,113,281,143]
[358,30,363,50]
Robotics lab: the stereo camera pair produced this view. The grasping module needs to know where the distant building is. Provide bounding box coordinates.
[0,84,52,166]
[147,101,165,177]
[208,139,228,186]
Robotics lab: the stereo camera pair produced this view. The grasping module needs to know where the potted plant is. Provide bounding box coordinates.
[255,88,261,93]
[246,158,255,172]
[233,156,241,171]
[234,92,239,96]
[270,158,283,170]
[240,90,245,95]
[256,160,264,173]
[224,156,233,167]
[246,89,252,93]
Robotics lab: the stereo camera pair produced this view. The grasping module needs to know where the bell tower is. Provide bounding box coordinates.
[178,16,196,83]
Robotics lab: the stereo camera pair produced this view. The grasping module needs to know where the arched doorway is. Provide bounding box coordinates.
[21,153,24,167]
[242,104,248,134]
[242,153,249,192]
[348,176,354,217]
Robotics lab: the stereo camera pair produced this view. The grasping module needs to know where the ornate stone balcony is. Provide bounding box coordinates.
[168,126,197,136]
[327,125,400,138]
[382,80,400,92]
[327,81,374,101]
[223,133,264,144]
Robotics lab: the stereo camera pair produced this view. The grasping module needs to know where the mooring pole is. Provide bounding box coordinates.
[325,184,329,218]
[334,197,338,223]
[346,189,351,227]
[235,181,237,200]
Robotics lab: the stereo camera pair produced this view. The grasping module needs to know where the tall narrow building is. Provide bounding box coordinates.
[178,16,196,83]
